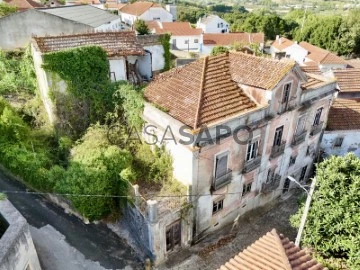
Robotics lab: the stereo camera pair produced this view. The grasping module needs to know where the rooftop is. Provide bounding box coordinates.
[119,1,162,15]
[198,14,224,25]
[218,229,325,270]
[203,33,264,46]
[144,53,259,129]
[332,68,360,93]
[4,0,43,11]
[38,5,119,28]
[301,73,334,91]
[147,21,202,36]
[33,31,144,56]
[347,58,360,68]
[299,42,347,65]
[271,37,295,51]
[327,98,360,131]
[300,62,322,75]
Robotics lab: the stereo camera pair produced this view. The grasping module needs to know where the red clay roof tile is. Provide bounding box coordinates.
[119,1,162,15]
[332,68,360,93]
[327,98,360,131]
[203,33,264,46]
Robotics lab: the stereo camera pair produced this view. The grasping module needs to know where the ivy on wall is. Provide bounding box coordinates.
[159,34,171,72]
[42,46,116,136]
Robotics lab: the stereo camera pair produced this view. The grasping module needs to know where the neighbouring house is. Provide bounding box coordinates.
[270,36,308,63]
[147,21,202,51]
[138,51,336,263]
[31,31,164,124]
[218,229,325,270]
[321,98,360,158]
[0,199,41,270]
[299,41,348,72]
[325,68,360,98]
[202,32,265,55]
[119,1,174,26]
[3,0,43,11]
[0,5,122,50]
[196,15,229,34]
[347,58,360,68]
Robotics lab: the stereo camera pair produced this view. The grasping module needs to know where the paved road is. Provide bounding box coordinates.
[0,170,142,270]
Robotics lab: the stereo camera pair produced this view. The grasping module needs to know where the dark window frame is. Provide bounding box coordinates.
[212,198,224,215]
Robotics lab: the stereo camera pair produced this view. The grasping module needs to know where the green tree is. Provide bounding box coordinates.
[211,46,229,56]
[290,153,360,269]
[134,19,150,35]
[0,3,17,17]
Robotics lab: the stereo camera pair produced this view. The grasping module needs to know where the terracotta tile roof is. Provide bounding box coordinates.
[332,68,360,93]
[300,62,322,75]
[347,58,360,68]
[203,33,264,46]
[4,0,43,11]
[144,52,258,129]
[147,21,202,36]
[271,37,294,51]
[119,1,162,15]
[229,51,295,90]
[218,229,325,270]
[33,31,144,56]
[299,42,347,65]
[301,73,334,91]
[327,98,360,130]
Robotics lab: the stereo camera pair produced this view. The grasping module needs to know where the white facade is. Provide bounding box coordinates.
[120,7,173,26]
[196,15,229,34]
[321,131,360,157]
[170,35,202,51]
[94,18,123,31]
[270,43,308,64]
[109,58,127,81]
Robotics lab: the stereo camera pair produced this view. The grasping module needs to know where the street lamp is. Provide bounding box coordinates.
[286,176,317,247]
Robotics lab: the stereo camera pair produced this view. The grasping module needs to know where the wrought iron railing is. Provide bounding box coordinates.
[310,121,323,136]
[270,141,286,158]
[213,169,232,191]
[292,131,307,146]
[243,156,261,173]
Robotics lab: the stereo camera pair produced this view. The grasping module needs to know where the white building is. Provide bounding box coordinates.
[119,1,174,26]
[196,14,229,34]
[321,98,360,157]
[270,36,308,64]
[147,21,202,51]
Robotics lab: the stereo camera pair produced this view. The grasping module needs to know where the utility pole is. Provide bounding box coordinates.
[295,176,317,247]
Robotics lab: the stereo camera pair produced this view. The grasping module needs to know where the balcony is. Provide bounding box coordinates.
[212,169,232,191]
[292,131,307,146]
[270,141,286,159]
[310,121,323,136]
[262,174,281,193]
[243,156,261,173]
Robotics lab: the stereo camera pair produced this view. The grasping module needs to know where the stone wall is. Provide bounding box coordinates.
[0,199,41,270]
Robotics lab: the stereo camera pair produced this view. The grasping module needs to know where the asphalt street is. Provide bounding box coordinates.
[0,169,142,270]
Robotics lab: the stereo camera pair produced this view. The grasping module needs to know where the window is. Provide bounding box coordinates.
[273,126,284,146]
[313,108,323,125]
[299,165,308,182]
[295,114,307,135]
[166,220,181,252]
[289,156,296,166]
[242,183,252,196]
[217,23,220,28]
[282,83,291,104]
[153,17,160,20]
[184,40,189,44]
[212,199,224,214]
[194,39,199,43]
[266,169,274,183]
[246,140,259,161]
[215,152,228,178]
[334,137,344,147]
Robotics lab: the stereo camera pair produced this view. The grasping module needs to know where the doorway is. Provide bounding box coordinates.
[283,177,290,194]
[166,220,181,252]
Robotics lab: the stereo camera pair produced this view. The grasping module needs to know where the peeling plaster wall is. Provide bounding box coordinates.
[321,131,360,157]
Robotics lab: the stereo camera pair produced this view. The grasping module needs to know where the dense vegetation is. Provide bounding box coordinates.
[291,153,360,269]
[134,19,150,35]
[0,3,17,17]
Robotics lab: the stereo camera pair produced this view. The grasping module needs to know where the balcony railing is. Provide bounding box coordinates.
[292,131,307,146]
[212,169,232,191]
[262,174,281,193]
[270,141,286,159]
[310,121,323,136]
[243,156,261,173]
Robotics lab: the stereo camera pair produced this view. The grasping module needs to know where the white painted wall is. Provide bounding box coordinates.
[171,35,201,51]
[318,63,348,73]
[197,16,229,34]
[95,18,123,31]
[109,58,127,81]
[143,44,165,72]
[270,43,308,64]
[119,12,137,26]
[140,8,173,22]
[321,131,360,157]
